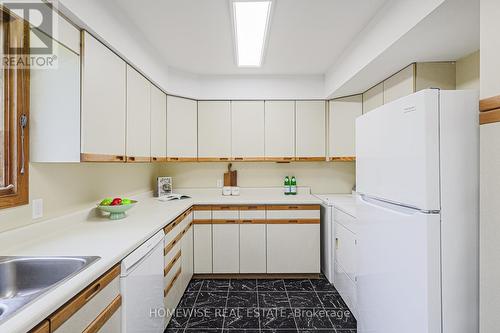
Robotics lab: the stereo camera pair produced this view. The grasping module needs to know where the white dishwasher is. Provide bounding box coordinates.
[121,230,165,333]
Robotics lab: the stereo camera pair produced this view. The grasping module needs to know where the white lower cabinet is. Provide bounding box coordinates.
[181,218,194,289]
[334,260,357,318]
[240,223,267,273]
[266,224,320,273]
[212,224,240,273]
[194,224,213,273]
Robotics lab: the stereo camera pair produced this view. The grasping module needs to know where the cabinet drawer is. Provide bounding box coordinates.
[266,209,320,220]
[164,232,182,258]
[212,210,239,221]
[164,251,182,288]
[82,295,121,333]
[50,265,121,333]
[193,210,212,221]
[334,208,356,233]
[164,267,182,298]
[239,210,266,220]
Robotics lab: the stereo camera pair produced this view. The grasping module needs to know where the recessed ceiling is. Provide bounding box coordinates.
[108,0,387,75]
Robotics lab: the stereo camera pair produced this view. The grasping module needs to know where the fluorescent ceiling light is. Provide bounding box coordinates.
[232,0,272,67]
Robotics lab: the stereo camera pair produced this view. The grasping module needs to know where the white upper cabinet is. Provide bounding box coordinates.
[328,95,362,159]
[126,65,151,161]
[265,101,295,160]
[81,31,126,161]
[167,96,198,160]
[150,85,167,161]
[198,101,231,160]
[231,101,265,160]
[295,101,326,159]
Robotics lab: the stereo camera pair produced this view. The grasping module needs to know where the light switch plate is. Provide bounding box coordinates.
[32,199,43,219]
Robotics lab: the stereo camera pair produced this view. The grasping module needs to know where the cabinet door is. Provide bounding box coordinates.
[335,222,357,282]
[150,85,167,161]
[31,40,80,162]
[240,223,266,273]
[362,82,383,113]
[198,101,231,160]
[267,224,320,273]
[383,64,415,104]
[193,224,212,273]
[167,96,198,160]
[181,222,194,290]
[265,101,295,160]
[81,32,126,161]
[213,224,240,273]
[295,101,326,160]
[328,95,362,159]
[231,101,265,160]
[126,65,151,161]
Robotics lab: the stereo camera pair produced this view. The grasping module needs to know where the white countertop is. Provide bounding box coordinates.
[314,193,357,218]
[0,187,321,333]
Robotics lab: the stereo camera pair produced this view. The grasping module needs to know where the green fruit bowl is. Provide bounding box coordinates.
[97,200,137,220]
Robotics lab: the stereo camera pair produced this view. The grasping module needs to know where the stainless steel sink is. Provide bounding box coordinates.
[0,256,100,324]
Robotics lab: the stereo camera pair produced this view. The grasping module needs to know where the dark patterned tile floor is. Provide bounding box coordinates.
[164,275,356,333]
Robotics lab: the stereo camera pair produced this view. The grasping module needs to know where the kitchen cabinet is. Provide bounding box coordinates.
[362,82,384,114]
[231,101,265,160]
[383,64,415,104]
[328,95,362,160]
[126,65,151,162]
[81,31,127,162]
[198,101,232,161]
[150,85,167,161]
[267,223,320,273]
[239,206,266,273]
[212,207,239,273]
[193,224,213,273]
[167,96,198,161]
[295,101,326,160]
[180,212,194,290]
[50,265,121,333]
[30,39,80,162]
[264,101,296,161]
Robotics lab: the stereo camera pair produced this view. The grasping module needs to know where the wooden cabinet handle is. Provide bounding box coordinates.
[219,158,229,161]
[226,220,237,224]
[116,155,125,161]
[128,156,136,162]
[234,157,243,161]
[288,206,299,209]
[241,220,252,224]
[152,157,158,161]
[170,157,179,161]
[289,220,299,223]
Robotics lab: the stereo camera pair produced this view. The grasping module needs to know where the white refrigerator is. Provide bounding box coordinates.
[355,89,479,333]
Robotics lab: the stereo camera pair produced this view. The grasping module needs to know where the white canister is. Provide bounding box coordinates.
[231,186,240,196]
[222,186,232,196]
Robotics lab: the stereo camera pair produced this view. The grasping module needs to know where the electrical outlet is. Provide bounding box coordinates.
[216,179,223,188]
[32,199,43,219]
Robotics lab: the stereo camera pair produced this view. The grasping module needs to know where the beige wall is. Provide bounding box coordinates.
[456,51,480,90]
[157,162,356,194]
[480,0,500,332]
[0,163,157,233]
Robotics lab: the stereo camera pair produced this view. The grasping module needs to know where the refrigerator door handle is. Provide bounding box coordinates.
[359,194,440,215]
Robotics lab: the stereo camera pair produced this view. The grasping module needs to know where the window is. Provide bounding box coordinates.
[0,8,29,209]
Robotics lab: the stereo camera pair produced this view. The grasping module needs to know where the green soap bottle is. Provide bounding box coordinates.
[290,176,297,195]
[284,176,291,195]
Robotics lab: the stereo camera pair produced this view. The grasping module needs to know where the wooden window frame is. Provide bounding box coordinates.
[0,8,29,209]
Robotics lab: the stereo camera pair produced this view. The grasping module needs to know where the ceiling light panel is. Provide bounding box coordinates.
[232,0,272,67]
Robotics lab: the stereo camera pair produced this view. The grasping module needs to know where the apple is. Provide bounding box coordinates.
[100,198,113,206]
[110,198,122,206]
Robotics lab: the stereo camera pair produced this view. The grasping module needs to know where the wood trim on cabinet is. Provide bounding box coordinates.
[82,295,121,333]
[266,218,320,224]
[212,219,239,224]
[164,267,182,297]
[80,153,125,162]
[126,156,151,163]
[166,157,198,162]
[198,157,231,162]
[480,108,500,125]
[151,157,168,162]
[239,219,267,224]
[331,157,356,162]
[211,205,239,211]
[264,157,295,162]
[164,250,182,277]
[193,205,212,211]
[231,157,266,162]
[238,205,266,211]
[29,320,50,333]
[295,157,326,162]
[193,219,212,224]
[480,95,500,112]
[266,204,321,211]
[49,264,121,331]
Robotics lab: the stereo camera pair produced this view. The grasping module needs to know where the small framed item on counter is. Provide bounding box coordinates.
[157,177,172,197]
